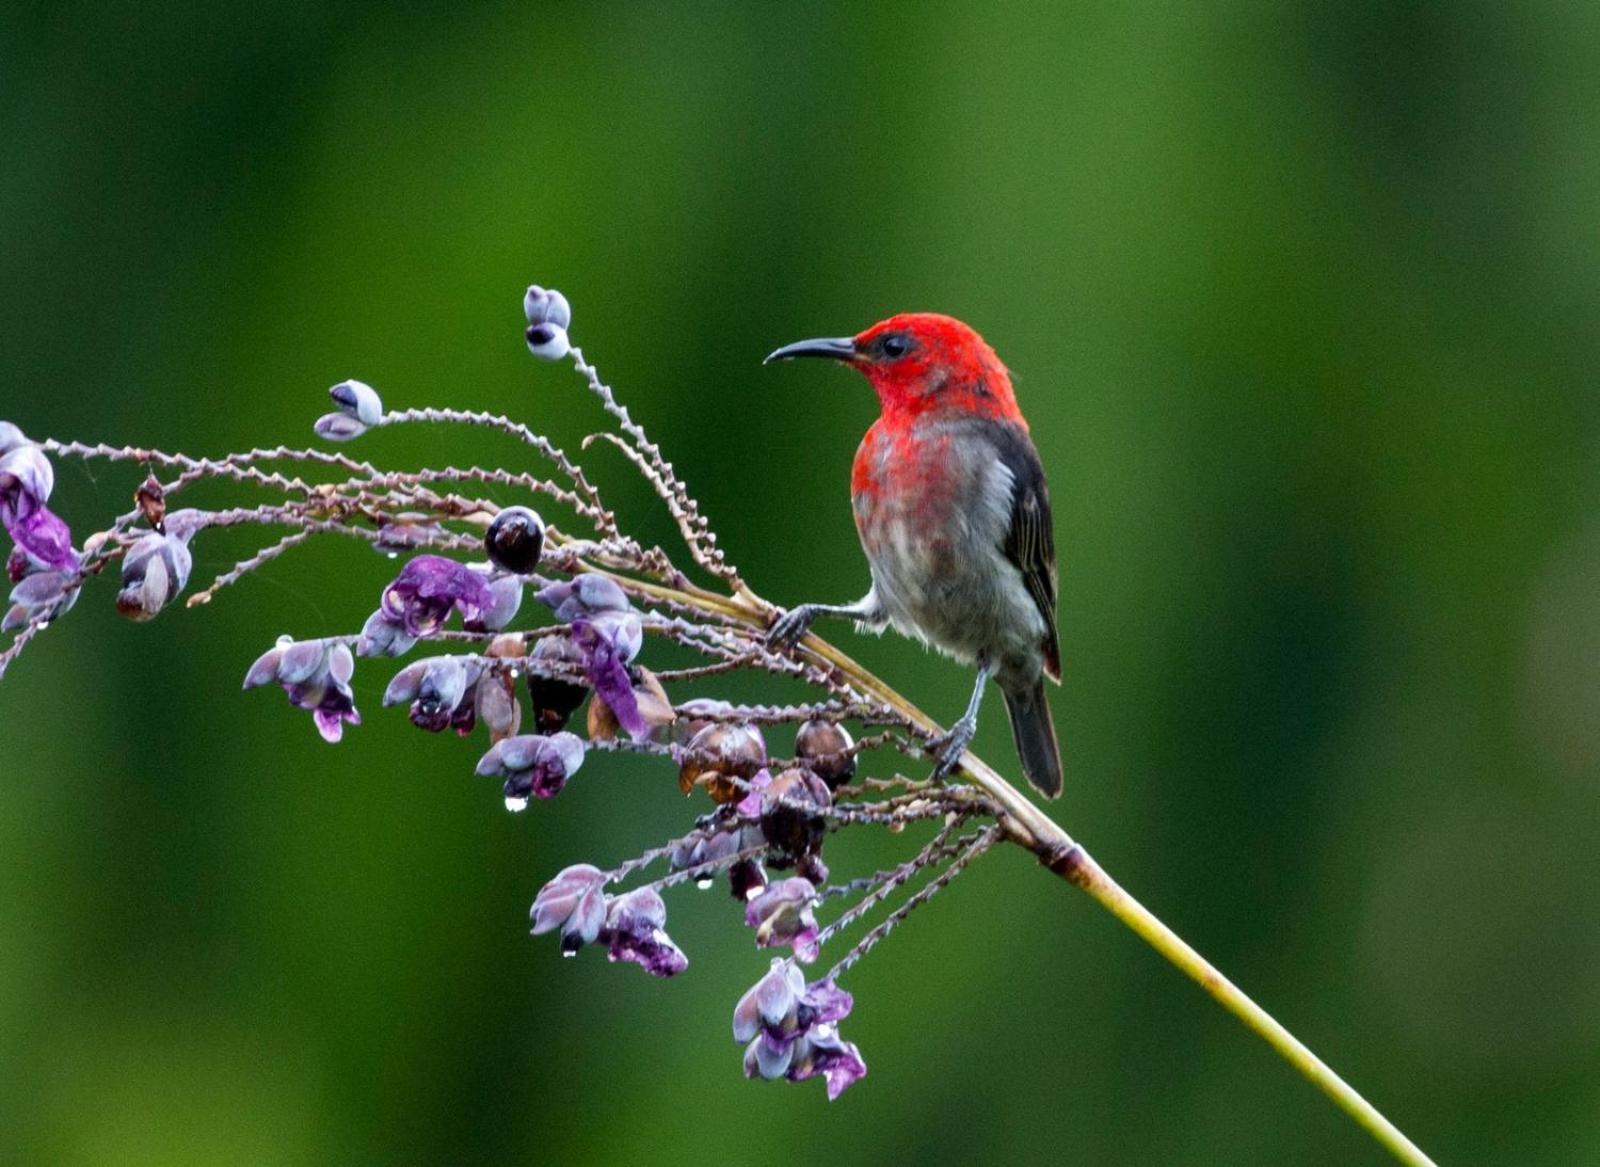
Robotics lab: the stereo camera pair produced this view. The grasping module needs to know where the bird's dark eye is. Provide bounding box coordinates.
[879,333,911,359]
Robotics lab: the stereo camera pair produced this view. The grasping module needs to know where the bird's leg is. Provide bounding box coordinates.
[932,659,996,779]
[766,589,886,651]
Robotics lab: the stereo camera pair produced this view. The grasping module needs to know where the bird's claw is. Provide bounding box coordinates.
[930,717,977,780]
[766,605,815,653]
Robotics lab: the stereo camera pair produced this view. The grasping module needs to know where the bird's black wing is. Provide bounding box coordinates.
[996,426,1061,681]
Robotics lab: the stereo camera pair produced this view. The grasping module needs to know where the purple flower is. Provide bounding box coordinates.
[0,445,77,577]
[312,412,368,442]
[475,731,585,810]
[670,808,769,900]
[3,569,78,631]
[530,864,608,954]
[384,655,480,734]
[600,887,688,977]
[745,877,820,963]
[380,555,497,638]
[115,529,194,621]
[243,639,361,743]
[572,609,645,734]
[734,961,865,1099]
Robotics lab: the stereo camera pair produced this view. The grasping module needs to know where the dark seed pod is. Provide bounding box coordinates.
[527,635,588,733]
[794,718,857,790]
[485,506,545,575]
[759,768,831,871]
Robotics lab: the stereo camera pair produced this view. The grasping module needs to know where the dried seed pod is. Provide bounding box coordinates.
[527,635,588,733]
[759,768,832,872]
[793,718,857,790]
[679,720,768,802]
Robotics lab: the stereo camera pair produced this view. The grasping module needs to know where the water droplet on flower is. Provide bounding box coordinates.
[504,795,530,813]
[561,948,577,958]
[275,633,293,647]
[695,877,714,890]
[386,552,398,560]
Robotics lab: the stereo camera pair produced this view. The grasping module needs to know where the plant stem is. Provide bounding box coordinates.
[588,568,1436,1166]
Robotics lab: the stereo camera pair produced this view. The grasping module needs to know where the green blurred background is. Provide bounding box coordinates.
[3,3,1598,1163]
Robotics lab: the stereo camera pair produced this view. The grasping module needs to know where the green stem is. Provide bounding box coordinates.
[589,565,1436,1166]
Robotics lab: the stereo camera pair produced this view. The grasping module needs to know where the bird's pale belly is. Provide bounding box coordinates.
[857,506,1045,679]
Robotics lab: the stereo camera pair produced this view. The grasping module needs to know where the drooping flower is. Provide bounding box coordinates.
[537,574,650,737]
[0,442,77,577]
[530,864,608,954]
[733,960,865,1099]
[600,887,688,977]
[115,528,194,621]
[465,569,523,633]
[356,608,417,658]
[380,555,497,638]
[669,805,769,900]
[2,570,78,631]
[243,638,361,743]
[475,731,585,810]
[385,654,479,734]
[744,877,820,963]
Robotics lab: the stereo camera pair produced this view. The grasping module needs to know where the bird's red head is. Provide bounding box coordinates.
[766,312,1023,425]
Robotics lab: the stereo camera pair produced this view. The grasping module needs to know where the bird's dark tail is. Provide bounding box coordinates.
[1003,679,1063,798]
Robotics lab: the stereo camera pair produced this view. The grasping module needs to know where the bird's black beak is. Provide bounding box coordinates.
[763,336,857,365]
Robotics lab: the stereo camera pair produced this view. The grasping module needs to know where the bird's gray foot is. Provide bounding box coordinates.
[766,604,817,652]
[931,715,979,779]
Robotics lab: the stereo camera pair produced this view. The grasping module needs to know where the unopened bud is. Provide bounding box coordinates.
[522,285,571,330]
[525,323,570,361]
[313,412,367,442]
[328,379,384,427]
[484,506,545,575]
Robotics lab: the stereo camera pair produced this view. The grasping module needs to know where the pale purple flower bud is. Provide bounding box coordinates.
[116,529,193,622]
[2,570,77,631]
[242,638,360,743]
[328,379,383,427]
[530,864,608,953]
[536,573,631,620]
[745,877,820,963]
[786,1027,868,1100]
[356,609,416,658]
[600,887,688,977]
[475,730,585,810]
[0,444,54,510]
[0,422,27,455]
[525,323,570,361]
[313,412,367,442]
[732,959,806,1044]
[522,285,571,330]
[3,504,77,576]
[464,569,522,633]
[380,555,497,637]
[386,655,478,734]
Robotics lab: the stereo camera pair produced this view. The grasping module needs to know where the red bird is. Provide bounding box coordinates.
[765,313,1063,797]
